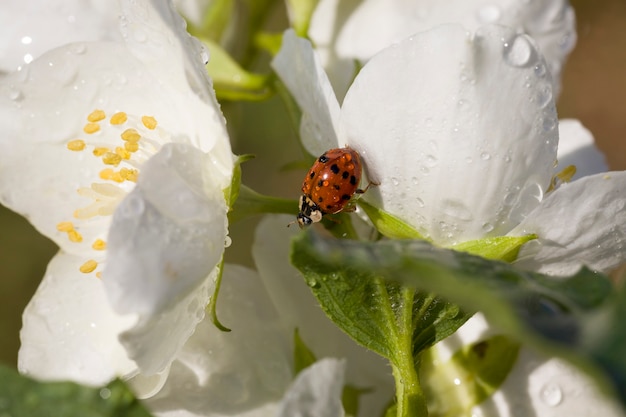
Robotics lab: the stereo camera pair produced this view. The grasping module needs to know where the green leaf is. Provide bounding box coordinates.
[421,336,520,416]
[291,229,626,406]
[0,365,152,417]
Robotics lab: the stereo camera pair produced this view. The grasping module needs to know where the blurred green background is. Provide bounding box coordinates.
[1,0,625,368]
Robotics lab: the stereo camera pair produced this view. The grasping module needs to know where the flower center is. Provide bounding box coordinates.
[58,109,167,277]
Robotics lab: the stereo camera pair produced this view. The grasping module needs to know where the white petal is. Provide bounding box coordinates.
[253,215,394,417]
[475,348,623,417]
[18,251,136,385]
[511,171,626,276]
[276,358,346,417]
[144,264,292,416]
[340,24,558,245]
[0,0,120,72]
[323,0,575,96]
[104,144,228,374]
[272,30,341,156]
[557,119,608,179]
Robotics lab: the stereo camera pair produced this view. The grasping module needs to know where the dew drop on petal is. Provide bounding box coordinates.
[441,199,474,222]
[476,5,501,23]
[391,177,400,186]
[224,236,232,248]
[503,35,535,68]
[539,382,563,406]
[99,388,112,400]
[542,116,557,132]
[534,63,547,78]
[537,85,553,109]
[70,43,87,55]
[416,197,425,208]
[481,222,495,233]
[8,87,23,101]
[121,194,146,218]
[480,152,491,161]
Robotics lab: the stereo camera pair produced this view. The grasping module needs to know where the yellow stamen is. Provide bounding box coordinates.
[83,123,100,134]
[67,139,86,151]
[93,147,110,157]
[120,168,139,182]
[142,115,158,130]
[121,128,141,142]
[68,230,83,243]
[115,146,131,160]
[92,239,107,250]
[110,112,128,125]
[102,152,122,166]
[79,260,98,273]
[99,168,115,181]
[124,141,139,153]
[56,221,74,232]
[87,109,106,122]
[548,165,577,192]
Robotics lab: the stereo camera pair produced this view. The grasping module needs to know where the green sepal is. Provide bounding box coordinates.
[421,336,520,416]
[294,328,317,375]
[358,200,425,240]
[199,37,272,101]
[228,185,296,223]
[0,365,152,417]
[285,0,320,37]
[451,234,537,262]
[224,154,255,212]
[255,32,285,57]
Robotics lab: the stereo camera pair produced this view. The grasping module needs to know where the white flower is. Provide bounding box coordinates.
[308,0,576,99]
[0,0,233,397]
[272,26,626,415]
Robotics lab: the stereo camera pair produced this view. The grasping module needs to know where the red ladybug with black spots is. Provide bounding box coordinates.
[296,146,374,228]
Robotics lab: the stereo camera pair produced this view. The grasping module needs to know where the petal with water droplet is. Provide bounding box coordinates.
[511,171,626,276]
[340,24,557,245]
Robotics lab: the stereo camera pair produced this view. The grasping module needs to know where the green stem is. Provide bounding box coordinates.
[393,287,429,417]
[207,256,231,332]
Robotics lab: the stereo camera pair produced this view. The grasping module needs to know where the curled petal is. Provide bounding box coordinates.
[145,265,292,416]
[277,358,346,417]
[272,30,341,156]
[104,144,229,374]
[340,24,558,245]
[18,251,136,385]
[511,171,626,276]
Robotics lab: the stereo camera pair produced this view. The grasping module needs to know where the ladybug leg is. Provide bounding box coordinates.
[355,180,380,194]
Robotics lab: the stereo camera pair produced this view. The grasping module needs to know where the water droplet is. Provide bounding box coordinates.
[425,154,438,167]
[482,222,495,233]
[441,199,474,222]
[540,382,563,406]
[476,5,501,23]
[46,57,78,86]
[503,35,535,68]
[411,176,419,185]
[542,116,557,132]
[201,49,210,65]
[70,43,87,55]
[480,152,491,160]
[504,154,512,163]
[465,156,473,164]
[416,198,425,208]
[537,85,553,108]
[99,388,112,399]
[224,236,232,247]
[8,87,23,101]
[305,277,319,288]
[122,194,146,217]
[391,177,400,186]
[534,63,547,77]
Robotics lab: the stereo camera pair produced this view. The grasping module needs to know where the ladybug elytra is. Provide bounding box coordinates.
[295,147,373,228]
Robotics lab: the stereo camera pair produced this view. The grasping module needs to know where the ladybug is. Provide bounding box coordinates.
[295,147,373,228]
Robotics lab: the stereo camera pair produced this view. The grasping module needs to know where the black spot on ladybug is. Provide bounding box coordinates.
[317,179,324,187]
[341,194,351,200]
[350,175,357,185]
[330,164,340,174]
[325,204,333,210]
[309,172,315,179]
[342,171,350,179]
[317,196,324,203]
[333,184,341,190]
[319,154,329,163]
